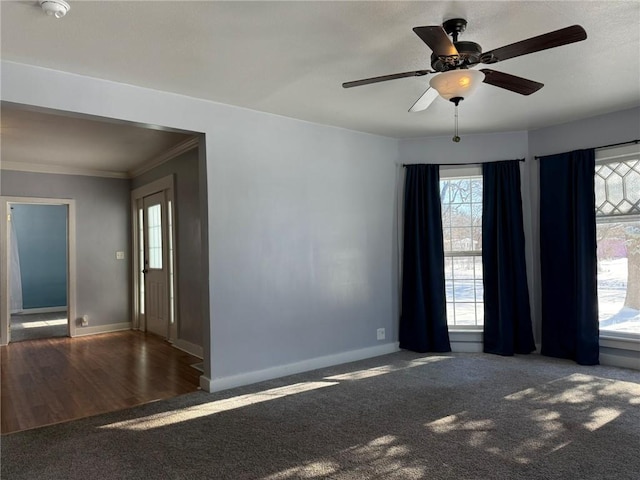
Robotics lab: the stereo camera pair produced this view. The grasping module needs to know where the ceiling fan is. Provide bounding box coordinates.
[342,18,587,114]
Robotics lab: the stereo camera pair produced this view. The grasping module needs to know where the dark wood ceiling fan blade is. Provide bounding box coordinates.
[480,69,544,95]
[480,25,587,64]
[342,70,432,88]
[413,26,459,56]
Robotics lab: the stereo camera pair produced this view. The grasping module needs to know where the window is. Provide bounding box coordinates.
[147,203,163,269]
[168,200,175,325]
[595,144,640,337]
[440,169,483,328]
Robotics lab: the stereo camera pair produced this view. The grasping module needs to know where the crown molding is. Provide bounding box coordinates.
[0,135,199,180]
[129,136,199,178]
[0,161,129,179]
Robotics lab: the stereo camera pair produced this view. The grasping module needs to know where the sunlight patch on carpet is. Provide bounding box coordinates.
[504,374,634,431]
[261,460,341,479]
[100,381,339,431]
[324,356,450,381]
[421,373,639,464]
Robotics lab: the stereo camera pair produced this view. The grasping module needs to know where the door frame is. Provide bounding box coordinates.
[131,175,178,341]
[0,196,77,345]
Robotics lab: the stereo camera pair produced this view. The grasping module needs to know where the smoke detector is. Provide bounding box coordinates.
[40,0,70,19]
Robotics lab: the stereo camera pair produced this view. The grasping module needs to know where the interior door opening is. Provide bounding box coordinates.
[1,197,76,345]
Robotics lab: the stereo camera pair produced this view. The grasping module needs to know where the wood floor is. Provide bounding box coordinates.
[0,330,202,434]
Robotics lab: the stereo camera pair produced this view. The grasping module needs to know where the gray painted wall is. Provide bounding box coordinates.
[0,62,399,385]
[6,61,634,386]
[0,171,131,327]
[132,148,204,347]
[208,115,398,378]
[400,131,529,165]
[12,203,67,309]
[528,107,640,158]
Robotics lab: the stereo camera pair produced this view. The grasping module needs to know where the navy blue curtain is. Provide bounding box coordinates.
[482,160,536,355]
[540,149,599,365]
[400,165,451,352]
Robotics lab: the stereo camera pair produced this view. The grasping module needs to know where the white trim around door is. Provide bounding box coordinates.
[0,196,77,345]
[131,175,178,342]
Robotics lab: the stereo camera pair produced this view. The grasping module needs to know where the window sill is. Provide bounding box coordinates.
[599,334,640,370]
[449,329,483,353]
[600,334,640,351]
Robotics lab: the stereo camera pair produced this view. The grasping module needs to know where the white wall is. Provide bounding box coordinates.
[1,61,399,390]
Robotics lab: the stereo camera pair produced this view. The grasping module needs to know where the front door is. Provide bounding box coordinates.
[142,191,168,338]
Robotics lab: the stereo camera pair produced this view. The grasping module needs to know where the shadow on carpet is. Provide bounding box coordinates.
[2,352,639,480]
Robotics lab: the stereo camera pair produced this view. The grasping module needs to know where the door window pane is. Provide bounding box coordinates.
[139,207,145,314]
[147,204,162,269]
[168,200,175,325]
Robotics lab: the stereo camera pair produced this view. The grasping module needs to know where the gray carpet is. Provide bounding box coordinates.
[2,351,639,479]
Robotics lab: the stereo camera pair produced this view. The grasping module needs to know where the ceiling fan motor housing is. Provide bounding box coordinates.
[431,41,482,72]
[442,18,468,38]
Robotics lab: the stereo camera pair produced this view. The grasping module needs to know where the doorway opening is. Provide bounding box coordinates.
[1,197,77,345]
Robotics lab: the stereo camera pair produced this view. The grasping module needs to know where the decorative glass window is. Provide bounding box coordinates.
[595,144,640,337]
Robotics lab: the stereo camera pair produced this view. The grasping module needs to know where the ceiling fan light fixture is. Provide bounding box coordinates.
[40,0,70,19]
[429,69,485,101]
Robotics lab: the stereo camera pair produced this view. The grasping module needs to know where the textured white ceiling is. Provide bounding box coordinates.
[1,1,639,154]
[0,106,194,175]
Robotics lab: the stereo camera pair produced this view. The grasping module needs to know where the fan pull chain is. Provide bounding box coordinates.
[452,103,461,143]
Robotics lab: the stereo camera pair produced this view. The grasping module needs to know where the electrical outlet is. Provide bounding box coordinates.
[81,315,89,327]
[116,251,125,260]
[377,328,385,341]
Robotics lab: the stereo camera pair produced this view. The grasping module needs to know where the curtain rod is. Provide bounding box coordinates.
[402,158,525,167]
[534,139,640,160]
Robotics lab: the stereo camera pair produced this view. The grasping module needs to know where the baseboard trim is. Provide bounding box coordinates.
[451,341,483,353]
[600,352,640,370]
[201,342,400,393]
[72,322,132,337]
[171,338,203,359]
[14,306,67,315]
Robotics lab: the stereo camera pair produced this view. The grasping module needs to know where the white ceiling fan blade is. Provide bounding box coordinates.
[408,87,439,112]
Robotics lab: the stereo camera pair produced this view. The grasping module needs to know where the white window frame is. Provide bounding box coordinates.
[440,165,483,331]
[595,143,640,344]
